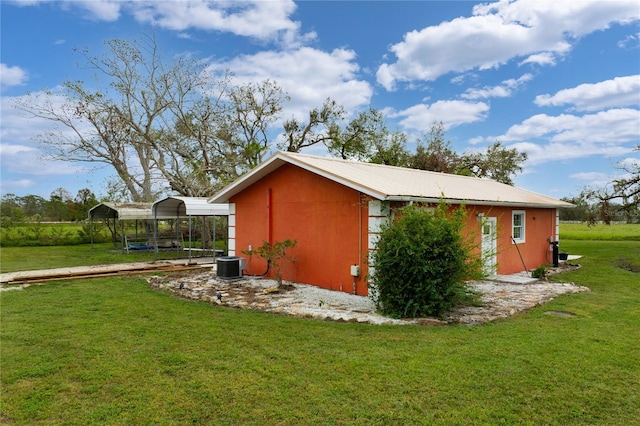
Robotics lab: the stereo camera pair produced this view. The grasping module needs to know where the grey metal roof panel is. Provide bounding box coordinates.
[88,202,158,220]
[152,196,229,217]
[209,151,574,209]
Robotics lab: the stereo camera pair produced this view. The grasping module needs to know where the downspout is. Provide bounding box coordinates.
[267,188,273,245]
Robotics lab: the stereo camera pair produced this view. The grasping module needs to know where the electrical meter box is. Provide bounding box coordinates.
[350,264,361,277]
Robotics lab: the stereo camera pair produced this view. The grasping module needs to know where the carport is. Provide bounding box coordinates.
[152,196,229,260]
[88,202,175,252]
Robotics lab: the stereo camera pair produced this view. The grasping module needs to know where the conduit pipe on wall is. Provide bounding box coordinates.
[267,188,273,245]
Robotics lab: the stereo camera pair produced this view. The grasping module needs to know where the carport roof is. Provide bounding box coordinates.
[152,196,229,217]
[209,151,575,209]
[88,202,164,220]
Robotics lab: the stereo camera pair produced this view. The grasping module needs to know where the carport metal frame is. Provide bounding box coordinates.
[151,196,229,261]
[88,202,175,252]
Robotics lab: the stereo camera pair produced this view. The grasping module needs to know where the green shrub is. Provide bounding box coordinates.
[243,239,297,287]
[531,265,549,280]
[370,203,482,318]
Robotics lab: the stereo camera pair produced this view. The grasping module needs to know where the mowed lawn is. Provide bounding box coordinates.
[1,227,639,424]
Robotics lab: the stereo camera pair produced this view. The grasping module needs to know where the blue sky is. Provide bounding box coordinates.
[1,0,639,201]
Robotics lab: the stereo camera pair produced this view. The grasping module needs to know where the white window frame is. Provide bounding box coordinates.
[512,210,526,244]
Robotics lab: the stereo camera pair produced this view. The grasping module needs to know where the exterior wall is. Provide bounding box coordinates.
[230,164,369,295]
[465,205,558,275]
[231,163,560,295]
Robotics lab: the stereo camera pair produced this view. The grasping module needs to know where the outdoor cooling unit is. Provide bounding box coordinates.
[216,256,245,280]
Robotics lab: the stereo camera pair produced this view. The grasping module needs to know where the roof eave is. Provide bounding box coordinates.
[385,196,575,209]
[208,152,387,203]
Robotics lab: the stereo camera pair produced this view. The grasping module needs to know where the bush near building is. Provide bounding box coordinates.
[370,202,482,318]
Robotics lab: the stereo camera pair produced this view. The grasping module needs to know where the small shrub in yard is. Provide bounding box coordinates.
[243,239,297,287]
[370,202,482,318]
[531,265,549,280]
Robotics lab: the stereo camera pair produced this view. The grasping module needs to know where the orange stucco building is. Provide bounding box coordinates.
[210,152,573,296]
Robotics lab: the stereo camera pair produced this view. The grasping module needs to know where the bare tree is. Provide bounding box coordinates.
[583,144,640,224]
[164,79,286,196]
[14,35,286,201]
[279,100,390,161]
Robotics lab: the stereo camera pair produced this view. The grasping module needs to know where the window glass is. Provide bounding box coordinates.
[512,211,525,243]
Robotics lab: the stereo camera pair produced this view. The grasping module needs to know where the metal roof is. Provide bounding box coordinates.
[209,151,575,209]
[152,196,229,217]
[88,202,172,220]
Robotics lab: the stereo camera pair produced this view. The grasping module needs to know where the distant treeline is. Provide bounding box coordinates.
[3,189,637,227]
[559,195,638,224]
[1,188,99,224]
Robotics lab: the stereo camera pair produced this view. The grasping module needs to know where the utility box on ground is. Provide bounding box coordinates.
[216,256,245,280]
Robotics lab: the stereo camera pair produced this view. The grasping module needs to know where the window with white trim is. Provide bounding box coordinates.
[512,210,525,244]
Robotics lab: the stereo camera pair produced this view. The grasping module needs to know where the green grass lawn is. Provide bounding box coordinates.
[1,239,639,424]
[0,243,223,274]
[560,222,640,241]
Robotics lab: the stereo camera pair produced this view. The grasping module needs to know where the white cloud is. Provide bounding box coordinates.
[205,47,372,120]
[618,32,640,49]
[0,63,28,89]
[569,171,615,188]
[77,0,121,21]
[0,140,85,177]
[0,92,89,177]
[389,100,490,133]
[0,144,37,156]
[518,52,558,66]
[570,171,611,181]
[7,0,121,21]
[5,0,42,6]
[489,108,639,164]
[499,109,640,144]
[461,73,533,100]
[377,0,639,90]
[569,168,638,189]
[128,0,313,47]
[510,140,631,165]
[534,75,640,111]
[12,1,312,47]
[0,179,36,193]
[618,156,640,169]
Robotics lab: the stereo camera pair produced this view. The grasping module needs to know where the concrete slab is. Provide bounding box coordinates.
[0,257,216,284]
[487,271,539,285]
